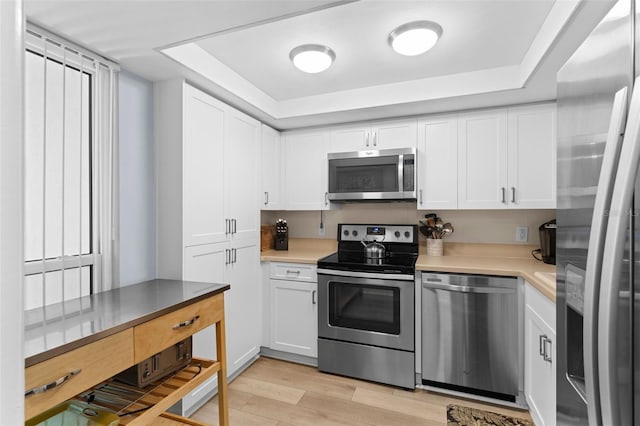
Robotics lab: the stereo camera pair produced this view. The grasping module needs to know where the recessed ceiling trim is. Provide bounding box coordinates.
[161,0,586,121]
[159,0,358,51]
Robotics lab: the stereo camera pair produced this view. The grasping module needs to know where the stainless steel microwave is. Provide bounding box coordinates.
[327,148,416,202]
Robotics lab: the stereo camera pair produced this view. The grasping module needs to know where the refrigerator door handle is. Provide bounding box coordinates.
[583,86,628,426]
[599,80,640,426]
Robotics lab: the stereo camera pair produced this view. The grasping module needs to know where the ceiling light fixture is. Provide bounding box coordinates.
[388,21,442,56]
[289,44,336,74]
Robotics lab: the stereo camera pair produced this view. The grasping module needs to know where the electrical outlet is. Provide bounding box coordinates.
[515,226,528,242]
[319,223,325,236]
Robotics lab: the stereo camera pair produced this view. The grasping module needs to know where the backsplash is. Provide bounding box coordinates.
[262,204,555,247]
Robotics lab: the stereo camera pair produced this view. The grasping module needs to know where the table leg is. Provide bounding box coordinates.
[215,314,229,426]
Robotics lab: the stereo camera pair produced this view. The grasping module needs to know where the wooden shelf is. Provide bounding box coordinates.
[76,358,219,425]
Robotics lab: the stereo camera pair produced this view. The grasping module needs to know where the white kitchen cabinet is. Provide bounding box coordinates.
[267,262,318,358]
[458,109,509,209]
[260,125,284,210]
[225,107,261,239]
[525,281,556,426]
[182,83,227,246]
[155,80,261,415]
[329,119,417,152]
[507,104,557,208]
[458,104,556,210]
[417,114,458,209]
[283,129,330,210]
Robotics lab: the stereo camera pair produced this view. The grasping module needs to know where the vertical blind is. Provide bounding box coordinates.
[23,25,119,310]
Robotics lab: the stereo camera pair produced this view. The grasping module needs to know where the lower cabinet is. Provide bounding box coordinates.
[179,239,261,415]
[266,262,318,358]
[524,281,556,426]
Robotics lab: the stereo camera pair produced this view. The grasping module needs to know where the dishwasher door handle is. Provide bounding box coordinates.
[422,281,515,294]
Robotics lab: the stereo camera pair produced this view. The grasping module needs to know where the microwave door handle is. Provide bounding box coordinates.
[398,154,404,193]
[581,87,628,425]
[599,81,640,426]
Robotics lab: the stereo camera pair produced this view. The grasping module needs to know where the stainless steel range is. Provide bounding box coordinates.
[317,224,417,389]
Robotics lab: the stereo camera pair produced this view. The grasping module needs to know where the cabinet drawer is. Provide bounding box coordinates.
[25,329,134,420]
[134,294,224,363]
[270,262,317,282]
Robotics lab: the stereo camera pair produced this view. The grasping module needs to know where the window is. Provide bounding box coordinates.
[23,26,118,310]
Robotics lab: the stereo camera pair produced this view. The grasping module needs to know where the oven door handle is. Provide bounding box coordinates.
[317,268,415,281]
[422,281,515,294]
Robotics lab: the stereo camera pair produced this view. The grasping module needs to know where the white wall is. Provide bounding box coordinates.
[0,0,25,421]
[118,71,156,286]
[262,205,555,247]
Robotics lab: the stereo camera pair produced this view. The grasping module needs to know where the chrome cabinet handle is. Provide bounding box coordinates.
[324,192,329,206]
[365,132,370,147]
[225,219,230,235]
[286,270,301,275]
[225,248,230,265]
[373,131,377,147]
[501,187,506,204]
[511,187,516,203]
[539,334,547,356]
[543,337,553,363]
[264,191,269,206]
[25,369,81,397]
[232,218,237,234]
[312,290,317,304]
[419,189,423,205]
[233,248,237,264]
[172,315,200,330]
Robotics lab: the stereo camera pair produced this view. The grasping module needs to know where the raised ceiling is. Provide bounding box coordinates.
[25,0,616,129]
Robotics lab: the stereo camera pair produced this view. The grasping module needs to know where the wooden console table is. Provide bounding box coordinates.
[24,279,230,425]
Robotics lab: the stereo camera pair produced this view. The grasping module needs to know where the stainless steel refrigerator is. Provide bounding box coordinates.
[557,0,640,424]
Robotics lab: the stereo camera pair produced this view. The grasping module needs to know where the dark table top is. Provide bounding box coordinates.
[24,279,229,367]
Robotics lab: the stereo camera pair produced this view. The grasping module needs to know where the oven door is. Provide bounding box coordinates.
[317,270,414,351]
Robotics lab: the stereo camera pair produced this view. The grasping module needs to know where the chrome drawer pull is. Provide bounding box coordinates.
[286,270,301,274]
[25,369,81,397]
[539,334,546,356]
[172,315,200,330]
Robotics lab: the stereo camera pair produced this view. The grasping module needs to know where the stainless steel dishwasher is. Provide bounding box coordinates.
[421,272,524,406]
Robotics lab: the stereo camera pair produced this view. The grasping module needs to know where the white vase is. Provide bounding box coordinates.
[427,239,443,256]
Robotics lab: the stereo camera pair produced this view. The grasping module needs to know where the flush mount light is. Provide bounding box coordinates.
[289,44,336,74]
[388,21,443,56]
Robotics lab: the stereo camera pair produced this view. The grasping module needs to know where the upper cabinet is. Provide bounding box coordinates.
[458,109,509,209]
[283,129,331,210]
[261,125,284,210]
[457,103,556,209]
[417,114,458,209]
[507,104,557,209]
[329,119,417,152]
[156,79,260,277]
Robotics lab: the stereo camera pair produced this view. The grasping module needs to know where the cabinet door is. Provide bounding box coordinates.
[183,85,227,245]
[507,104,557,208]
[181,242,228,415]
[270,279,318,357]
[372,119,417,150]
[283,130,330,210]
[525,284,556,426]
[260,125,283,210]
[226,110,260,240]
[417,115,458,209]
[329,124,371,152]
[458,110,508,209]
[226,240,261,374]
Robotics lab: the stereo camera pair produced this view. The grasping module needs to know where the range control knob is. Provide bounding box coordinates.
[404,231,411,238]
[352,230,358,237]
[394,231,401,238]
[343,230,350,236]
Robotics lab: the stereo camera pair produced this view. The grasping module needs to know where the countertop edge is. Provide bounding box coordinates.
[25,282,230,367]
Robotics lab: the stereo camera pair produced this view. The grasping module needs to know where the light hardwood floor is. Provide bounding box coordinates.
[191,357,533,425]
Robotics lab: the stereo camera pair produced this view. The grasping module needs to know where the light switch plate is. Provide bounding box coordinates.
[515,226,528,242]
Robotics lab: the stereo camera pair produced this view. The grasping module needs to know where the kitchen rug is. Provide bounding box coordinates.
[447,404,533,426]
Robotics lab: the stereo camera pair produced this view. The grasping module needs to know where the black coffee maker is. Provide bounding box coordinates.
[534,219,556,264]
